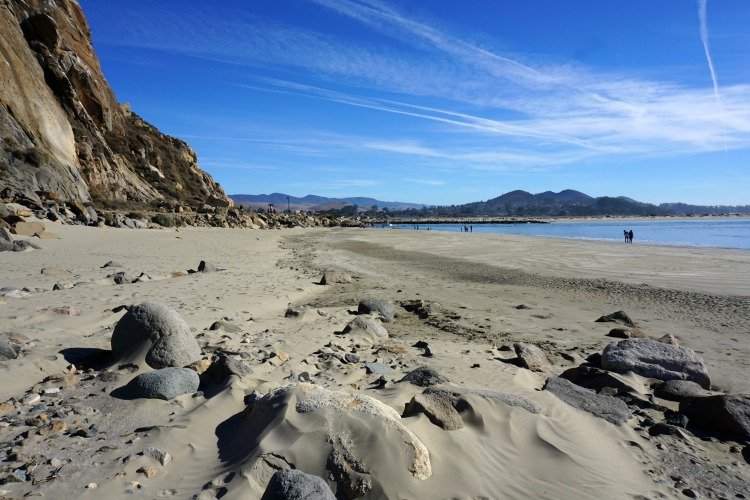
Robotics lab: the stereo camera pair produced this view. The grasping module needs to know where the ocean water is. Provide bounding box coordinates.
[385,218,750,250]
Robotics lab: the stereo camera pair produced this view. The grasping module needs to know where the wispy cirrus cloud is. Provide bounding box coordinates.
[86,0,750,166]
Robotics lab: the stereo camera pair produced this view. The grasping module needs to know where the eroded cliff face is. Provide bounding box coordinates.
[0,0,230,209]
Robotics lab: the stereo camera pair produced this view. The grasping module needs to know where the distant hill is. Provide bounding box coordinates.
[384,190,750,217]
[230,193,424,211]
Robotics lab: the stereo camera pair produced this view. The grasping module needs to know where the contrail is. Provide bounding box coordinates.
[698,0,726,151]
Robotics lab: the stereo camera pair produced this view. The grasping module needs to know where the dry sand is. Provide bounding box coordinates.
[0,223,748,499]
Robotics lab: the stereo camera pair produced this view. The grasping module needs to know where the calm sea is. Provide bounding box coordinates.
[385,218,750,250]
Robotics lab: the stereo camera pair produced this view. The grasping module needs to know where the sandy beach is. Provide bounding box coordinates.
[0,223,748,498]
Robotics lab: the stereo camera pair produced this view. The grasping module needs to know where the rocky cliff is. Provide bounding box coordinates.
[0,0,230,210]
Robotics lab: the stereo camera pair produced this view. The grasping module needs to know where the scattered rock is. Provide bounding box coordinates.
[101,260,123,268]
[261,469,335,500]
[112,271,133,285]
[53,282,73,291]
[399,366,449,387]
[601,339,710,389]
[513,342,550,372]
[357,300,396,323]
[515,304,531,310]
[680,394,750,440]
[143,447,172,466]
[606,327,645,339]
[0,340,20,360]
[111,302,202,369]
[544,376,632,425]
[137,466,158,478]
[197,260,219,273]
[202,354,251,385]
[209,320,242,333]
[657,334,679,346]
[342,316,388,339]
[403,386,541,430]
[363,362,392,375]
[595,310,635,326]
[122,367,200,400]
[40,267,69,277]
[653,380,712,402]
[319,271,353,285]
[51,306,77,316]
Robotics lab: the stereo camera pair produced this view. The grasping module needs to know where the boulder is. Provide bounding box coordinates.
[357,300,395,323]
[403,386,541,430]
[601,339,710,389]
[544,376,632,425]
[261,469,335,500]
[653,380,712,401]
[111,302,202,369]
[399,366,448,387]
[342,316,388,339]
[319,271,353,285]
[680,394,750,440]
[595,311,635,326]
[12,221,45,237]
[122,367,199,400]
[513,342,550,372]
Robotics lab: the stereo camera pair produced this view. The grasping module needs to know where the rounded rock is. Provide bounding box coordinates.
[111,302,201,368]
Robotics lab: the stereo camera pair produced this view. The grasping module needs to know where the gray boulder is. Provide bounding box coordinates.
[601,339,710,388]
[111,302,202,369]
[0,228,14,252]
[654,380,712,401]
[514,342,550,372]
[544,376,632,425]
[123,367,199,400]
[403,386,541,430]
[399,366,448,387]
[358,300,395,323]
[680,394,750,440]
[261,469,335,500]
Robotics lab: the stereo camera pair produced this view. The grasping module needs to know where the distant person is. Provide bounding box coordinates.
[628,229,634,243]
[470,225,473,233]
[624,229,628,243]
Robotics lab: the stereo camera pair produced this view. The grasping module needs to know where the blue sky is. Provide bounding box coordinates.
[80,0,750,205]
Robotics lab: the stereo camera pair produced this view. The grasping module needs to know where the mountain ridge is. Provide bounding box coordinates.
[233,190,749,216]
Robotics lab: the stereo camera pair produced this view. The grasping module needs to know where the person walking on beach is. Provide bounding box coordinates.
[624,229,628,243]
[628,229,634,243]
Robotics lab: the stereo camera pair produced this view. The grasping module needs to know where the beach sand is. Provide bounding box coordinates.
[0,224,748,498]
